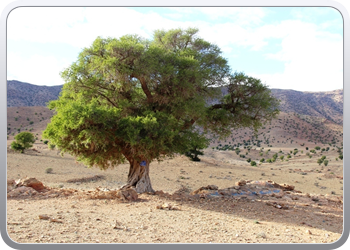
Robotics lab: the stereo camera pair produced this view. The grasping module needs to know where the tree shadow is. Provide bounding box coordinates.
[149,189,343,235]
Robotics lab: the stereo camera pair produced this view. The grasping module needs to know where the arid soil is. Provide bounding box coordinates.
[6,142,343,244]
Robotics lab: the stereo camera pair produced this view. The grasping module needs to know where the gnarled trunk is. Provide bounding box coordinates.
[124,159,154,194]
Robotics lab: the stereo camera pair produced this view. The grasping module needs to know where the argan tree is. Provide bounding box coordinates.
[43,28,279,193]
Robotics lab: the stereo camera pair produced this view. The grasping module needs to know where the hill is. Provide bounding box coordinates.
[7,80,63,107]
[271,89,343,124]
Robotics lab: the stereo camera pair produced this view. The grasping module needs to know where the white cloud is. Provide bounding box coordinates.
[7,52,70,86]
[250,20,343,91]
[7,7,343,90]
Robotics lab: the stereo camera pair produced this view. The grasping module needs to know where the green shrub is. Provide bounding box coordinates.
[45,168,53,174]
[250,161,257,167]
[10,132,35,153]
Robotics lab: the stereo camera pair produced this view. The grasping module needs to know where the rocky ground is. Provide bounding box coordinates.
[6,143,344,244]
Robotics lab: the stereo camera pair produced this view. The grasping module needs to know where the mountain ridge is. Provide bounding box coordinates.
[7,80,343,124]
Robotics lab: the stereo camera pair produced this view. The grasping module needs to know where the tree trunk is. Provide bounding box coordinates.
[124,159,154,194]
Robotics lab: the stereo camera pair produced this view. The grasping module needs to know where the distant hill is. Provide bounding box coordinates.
[7,80,63,107]
[7,80,343,124]
[270,89,343,124]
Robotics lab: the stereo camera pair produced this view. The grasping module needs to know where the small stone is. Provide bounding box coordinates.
[49,218,63,223]
[257,232,266,239]
[38,215,50,220]
[235,180,246,186]
[306,230,312,235]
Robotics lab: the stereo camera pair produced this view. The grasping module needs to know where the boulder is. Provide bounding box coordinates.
[16,177,47,192]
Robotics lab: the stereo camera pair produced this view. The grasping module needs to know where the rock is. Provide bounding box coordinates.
[7,179,16,193]
[49,218,63,223]
[16,177,47,192]
[38,215,50,220]
[306,230,312,235]
[191,185,218,195]
[156,203,181,210]
[7,186,38,197]
[256,232,266,239]
[116,188,138,201]
[235,180,247,186]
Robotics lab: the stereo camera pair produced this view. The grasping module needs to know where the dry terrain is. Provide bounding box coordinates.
[7,141,343,244]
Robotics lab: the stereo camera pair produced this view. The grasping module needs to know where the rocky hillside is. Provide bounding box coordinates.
[7,81,343,124]
[7,80,63,107]
[271,89,343,124]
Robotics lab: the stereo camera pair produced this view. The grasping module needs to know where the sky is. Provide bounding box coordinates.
[6,6,344,91]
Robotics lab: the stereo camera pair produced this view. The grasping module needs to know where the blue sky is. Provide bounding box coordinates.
[7,6,343,91]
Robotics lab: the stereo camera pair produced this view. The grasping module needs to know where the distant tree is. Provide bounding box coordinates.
[42,28,279,193]
[184,141,206,161]
[11,132,35,153]
[317,159,323,165]
[250,161,257,166]
[323,160,329,166]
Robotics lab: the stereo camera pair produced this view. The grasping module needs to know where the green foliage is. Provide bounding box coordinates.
[184,140,207,161]
[323,160,329,166]
[339,155,343,160]
[260,158,265,163]
[48,143,56,150]
[43,28,279,171]
[11,141,25,153]
[45,168,53,174]
[11,132,35,153]
[43,140,49,145]
[315,146,321,150]
[250,161,257,166]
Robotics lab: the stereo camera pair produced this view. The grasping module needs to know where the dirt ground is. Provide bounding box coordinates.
[6,142,343,244]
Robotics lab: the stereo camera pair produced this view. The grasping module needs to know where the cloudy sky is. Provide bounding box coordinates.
[7,6,343,91]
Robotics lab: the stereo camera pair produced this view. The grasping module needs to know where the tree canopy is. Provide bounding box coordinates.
[43,28,280,193]
[11,132,35,153]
